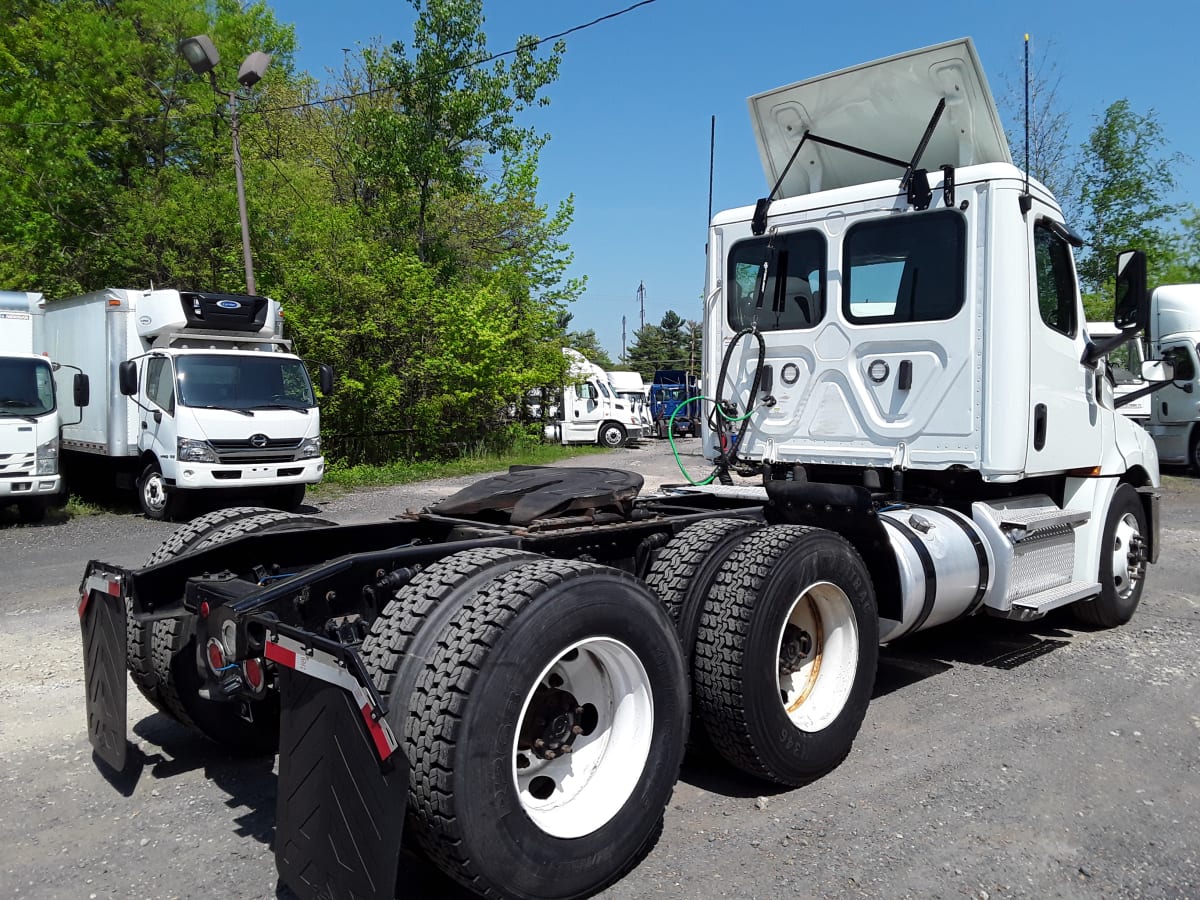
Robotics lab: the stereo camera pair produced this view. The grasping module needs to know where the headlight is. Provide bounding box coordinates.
[35,436,59,475]
[299,436,321,459]
[178,437,219,463]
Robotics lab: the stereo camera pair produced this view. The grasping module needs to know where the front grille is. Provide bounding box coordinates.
[208,437,303,465]
[0,452,35,477]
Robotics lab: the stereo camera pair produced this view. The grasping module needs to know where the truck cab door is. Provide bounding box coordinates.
[1154,341,1199,426]
[563,381,599,441]
[1024,216,1102,474]
[140,355,177,465]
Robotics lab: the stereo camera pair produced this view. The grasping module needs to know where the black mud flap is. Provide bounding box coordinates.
[79,568,130,772]
[275,666,407,900]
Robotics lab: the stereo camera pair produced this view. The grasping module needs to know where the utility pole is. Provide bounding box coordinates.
[621,315,627,362]
[636,281,646,333]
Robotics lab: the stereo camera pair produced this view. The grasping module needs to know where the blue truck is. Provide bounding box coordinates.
[649,369,700,438]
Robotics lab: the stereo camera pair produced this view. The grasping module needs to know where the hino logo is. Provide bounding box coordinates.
[217,300,241,309]
[250,434,269,448]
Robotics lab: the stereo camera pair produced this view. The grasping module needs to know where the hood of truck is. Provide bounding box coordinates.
[748,37,1010,198]
[182,406,320,442]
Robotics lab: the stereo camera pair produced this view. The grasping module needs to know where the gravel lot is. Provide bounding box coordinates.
[1,441,1197,899]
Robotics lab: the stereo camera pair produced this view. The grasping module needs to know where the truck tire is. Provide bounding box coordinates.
[129,506,278,712]
[1073,483,1148,628]
[693,525,878,786]
[266,484,306,512]
[142,510,335,753]
[1190,429,1200,474]
[644,517,761,665]
[137,460,185,521]
[597,421,626,449]
[402,558,688,899]
[15,498,47,523]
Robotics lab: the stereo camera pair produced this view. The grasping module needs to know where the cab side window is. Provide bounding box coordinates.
[1034,223,1078,337]
[1162,345,1196,381]
[145,356,175,414]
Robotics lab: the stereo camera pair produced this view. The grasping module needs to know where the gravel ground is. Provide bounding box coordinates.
[1,443,1197,900]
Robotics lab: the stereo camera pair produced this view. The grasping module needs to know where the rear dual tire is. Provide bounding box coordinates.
[362,552,688,900]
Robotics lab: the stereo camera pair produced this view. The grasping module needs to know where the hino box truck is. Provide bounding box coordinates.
[44,288,331,519]
[79,39,1172,900]
[0,290,88,522]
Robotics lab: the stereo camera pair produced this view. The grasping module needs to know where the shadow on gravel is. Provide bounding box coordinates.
[129,714,278,843]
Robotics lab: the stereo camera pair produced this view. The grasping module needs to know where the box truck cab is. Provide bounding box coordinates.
[0,291,89,522]
[45,288,329,519]
[606,371,652,430]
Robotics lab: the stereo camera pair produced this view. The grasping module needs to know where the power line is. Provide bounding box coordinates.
[0,0,660,131]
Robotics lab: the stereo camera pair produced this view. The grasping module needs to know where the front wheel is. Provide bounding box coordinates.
[597,421,626,449]
[1073,483,1148,628]
[15,498,48,523]
[137,461,184,521]
[693,525,878,786]
[404,558,687,899]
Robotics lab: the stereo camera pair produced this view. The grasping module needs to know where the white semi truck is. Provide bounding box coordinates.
[44,288,331,519]
[0,291,88,522]
[1091,285,1200,469]
[606,369,652,430]
[79,39,1171,900]
[546,347,644,447]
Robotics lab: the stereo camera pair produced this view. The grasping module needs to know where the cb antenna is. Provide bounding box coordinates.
[1019,33,1033,214]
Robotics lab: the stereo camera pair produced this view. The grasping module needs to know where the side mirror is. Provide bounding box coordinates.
[73,373,90,408]
[1114,249,1149,331]
[318,363,334,396]
[1141,359,1175,382]
[118,360,138,396]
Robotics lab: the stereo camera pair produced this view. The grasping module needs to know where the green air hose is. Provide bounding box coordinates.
[665,395,758,486]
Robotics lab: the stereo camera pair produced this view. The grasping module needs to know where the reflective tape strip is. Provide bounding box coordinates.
[79,574,122,618]
[265,631,398,760]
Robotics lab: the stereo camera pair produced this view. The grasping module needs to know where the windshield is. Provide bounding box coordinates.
[0,357,55,416]
[175,354,315,411]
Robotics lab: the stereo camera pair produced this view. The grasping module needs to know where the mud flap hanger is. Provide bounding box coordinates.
[752,98,948,235]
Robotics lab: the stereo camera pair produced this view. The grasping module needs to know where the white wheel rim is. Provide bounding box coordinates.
[1110,512,1142,599]
[511,637,653,839]
[143,472,166,513]
[775,581,858,733]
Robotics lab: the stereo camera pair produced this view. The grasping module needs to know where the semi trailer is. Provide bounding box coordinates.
[80,39,1172,900]
[44,287,332,519]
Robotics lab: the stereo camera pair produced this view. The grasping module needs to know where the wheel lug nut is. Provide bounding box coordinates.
[545,750,556,759]
[562,745,572,753]
[575,707,584,715]
[534,739,545,748]
[571,724,583,735]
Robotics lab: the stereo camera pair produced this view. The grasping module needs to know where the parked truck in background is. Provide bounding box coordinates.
[44,288,331,520]
[1091,285,1200,469]
[606,369,652,431]
[0,291,88,522]
[649,368,700,437]
[79,39,1174,900]
[545,347,644,447]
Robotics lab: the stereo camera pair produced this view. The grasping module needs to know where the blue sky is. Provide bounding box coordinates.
[279,0,1199,361]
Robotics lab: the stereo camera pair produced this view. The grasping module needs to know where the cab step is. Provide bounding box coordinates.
[1001,580,1100,620]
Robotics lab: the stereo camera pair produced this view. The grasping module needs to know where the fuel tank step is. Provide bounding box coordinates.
[1003,580,1100,620]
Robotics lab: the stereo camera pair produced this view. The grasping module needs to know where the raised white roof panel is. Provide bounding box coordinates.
[749,38,1011,197]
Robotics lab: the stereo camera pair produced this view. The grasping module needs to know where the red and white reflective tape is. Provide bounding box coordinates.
[265,631,399,761]
[78,573,122,618]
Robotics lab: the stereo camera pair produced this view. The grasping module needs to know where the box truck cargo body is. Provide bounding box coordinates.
[44,288,325,519]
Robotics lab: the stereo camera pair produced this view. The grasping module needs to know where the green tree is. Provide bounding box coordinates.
[1074,99,1183,315]
[1163,207,1200,284]
[564,329,614,369]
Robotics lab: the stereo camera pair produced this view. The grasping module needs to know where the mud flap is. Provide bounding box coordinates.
[79,569,129,772]
[274,666,407,900]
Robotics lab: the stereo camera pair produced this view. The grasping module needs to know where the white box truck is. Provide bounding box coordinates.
[44,288,331,519]
[0,290,88,522]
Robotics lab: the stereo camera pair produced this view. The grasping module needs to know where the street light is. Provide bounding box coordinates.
[179,35,271,295]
